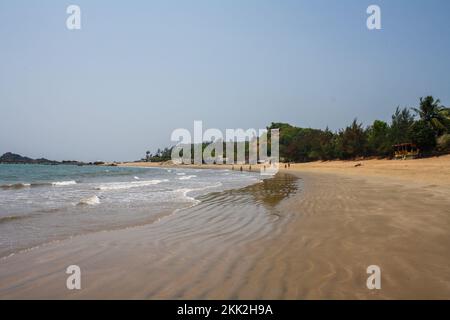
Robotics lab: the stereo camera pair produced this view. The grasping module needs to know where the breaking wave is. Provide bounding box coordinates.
[77,195,100,206]
[178,175,197,180]
[52,180,77,186]
[95,179,169,191]
[0,183,31,190]
[1,180,77,189]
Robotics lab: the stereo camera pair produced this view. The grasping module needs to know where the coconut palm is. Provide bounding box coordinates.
[412,96,450,136]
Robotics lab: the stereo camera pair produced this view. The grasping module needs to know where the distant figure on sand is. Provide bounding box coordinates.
[240,166,243,172]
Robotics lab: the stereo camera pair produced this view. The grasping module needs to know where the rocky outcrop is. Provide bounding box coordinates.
[0,152,62,165]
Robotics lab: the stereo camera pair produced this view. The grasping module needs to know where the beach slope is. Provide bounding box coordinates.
[1,157,450,299]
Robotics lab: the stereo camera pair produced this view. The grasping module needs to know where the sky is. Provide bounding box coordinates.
[0,0,449,162]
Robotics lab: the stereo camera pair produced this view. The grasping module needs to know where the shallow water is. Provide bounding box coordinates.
[0,164,264,257]
[0,172,300,299]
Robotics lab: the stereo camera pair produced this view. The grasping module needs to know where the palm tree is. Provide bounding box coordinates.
[412,96,450,136]
[145,151,150,162]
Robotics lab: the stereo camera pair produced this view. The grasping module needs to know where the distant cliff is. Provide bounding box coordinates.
[0,152,87,165]
[0,152,59,165]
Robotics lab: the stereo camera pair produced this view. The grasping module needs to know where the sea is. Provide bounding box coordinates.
[0,164,264,258]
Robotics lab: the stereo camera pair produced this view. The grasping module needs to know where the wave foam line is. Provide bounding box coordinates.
[52,180,77,186]
[95,179,169,191]
[178,175,197,180]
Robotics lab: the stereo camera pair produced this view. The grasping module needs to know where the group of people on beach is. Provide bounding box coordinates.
[231,162,291,172]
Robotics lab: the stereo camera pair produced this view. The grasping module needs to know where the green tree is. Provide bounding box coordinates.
[410,120,436,153]
[390,107,414,144]
[412,96,449,136]
[319,127,337,160]
[367,120,391,157]
[437,134,450,152]
[338,119,367,159]
[268,123,302,162]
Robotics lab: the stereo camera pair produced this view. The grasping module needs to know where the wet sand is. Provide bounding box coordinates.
[1,166,450,299]
[122,155,450,188]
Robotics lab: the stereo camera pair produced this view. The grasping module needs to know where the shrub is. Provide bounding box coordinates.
[437,134,450,152]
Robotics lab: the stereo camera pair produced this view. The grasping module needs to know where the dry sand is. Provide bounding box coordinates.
[1,156,449,299]
[122,154,450,188]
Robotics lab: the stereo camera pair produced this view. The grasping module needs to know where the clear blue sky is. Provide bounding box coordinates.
[1,0,449,161]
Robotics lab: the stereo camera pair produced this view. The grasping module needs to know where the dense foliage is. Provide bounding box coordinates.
[269,96,450,162]
[145,96,450,163]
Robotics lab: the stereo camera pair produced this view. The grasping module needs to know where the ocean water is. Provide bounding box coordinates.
[0,164,264,257]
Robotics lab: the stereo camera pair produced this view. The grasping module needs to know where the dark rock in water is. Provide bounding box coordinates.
[34,157,59,165]
[61,160,87,166]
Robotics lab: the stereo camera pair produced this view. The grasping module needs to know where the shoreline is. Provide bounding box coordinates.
[0,172,300,299]
[0,166,263,259]
[1,158,449,299]
[120,154,450,186]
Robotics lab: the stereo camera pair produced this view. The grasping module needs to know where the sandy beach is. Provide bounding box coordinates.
[1,156,450,299]
[3,0,450,305]
[122,155,450,187]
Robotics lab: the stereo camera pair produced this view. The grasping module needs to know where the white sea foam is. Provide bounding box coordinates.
[178,175,196,180]
[134,176,140,180]
[52,180,77,186]
[175,182,223,204]
[178,189,201,204]
[95,179,169,191]
[176,172,186,176]
[77,195,100,206]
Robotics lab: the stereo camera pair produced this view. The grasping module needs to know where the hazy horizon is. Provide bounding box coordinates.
[1,0,450,162]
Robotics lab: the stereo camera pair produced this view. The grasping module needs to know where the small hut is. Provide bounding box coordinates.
[393,143,419,160]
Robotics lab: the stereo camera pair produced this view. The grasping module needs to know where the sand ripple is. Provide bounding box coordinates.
[1,172,450,299]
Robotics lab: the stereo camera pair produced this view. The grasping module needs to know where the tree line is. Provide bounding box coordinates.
[144,96,450,163]
[269,96,450,162]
